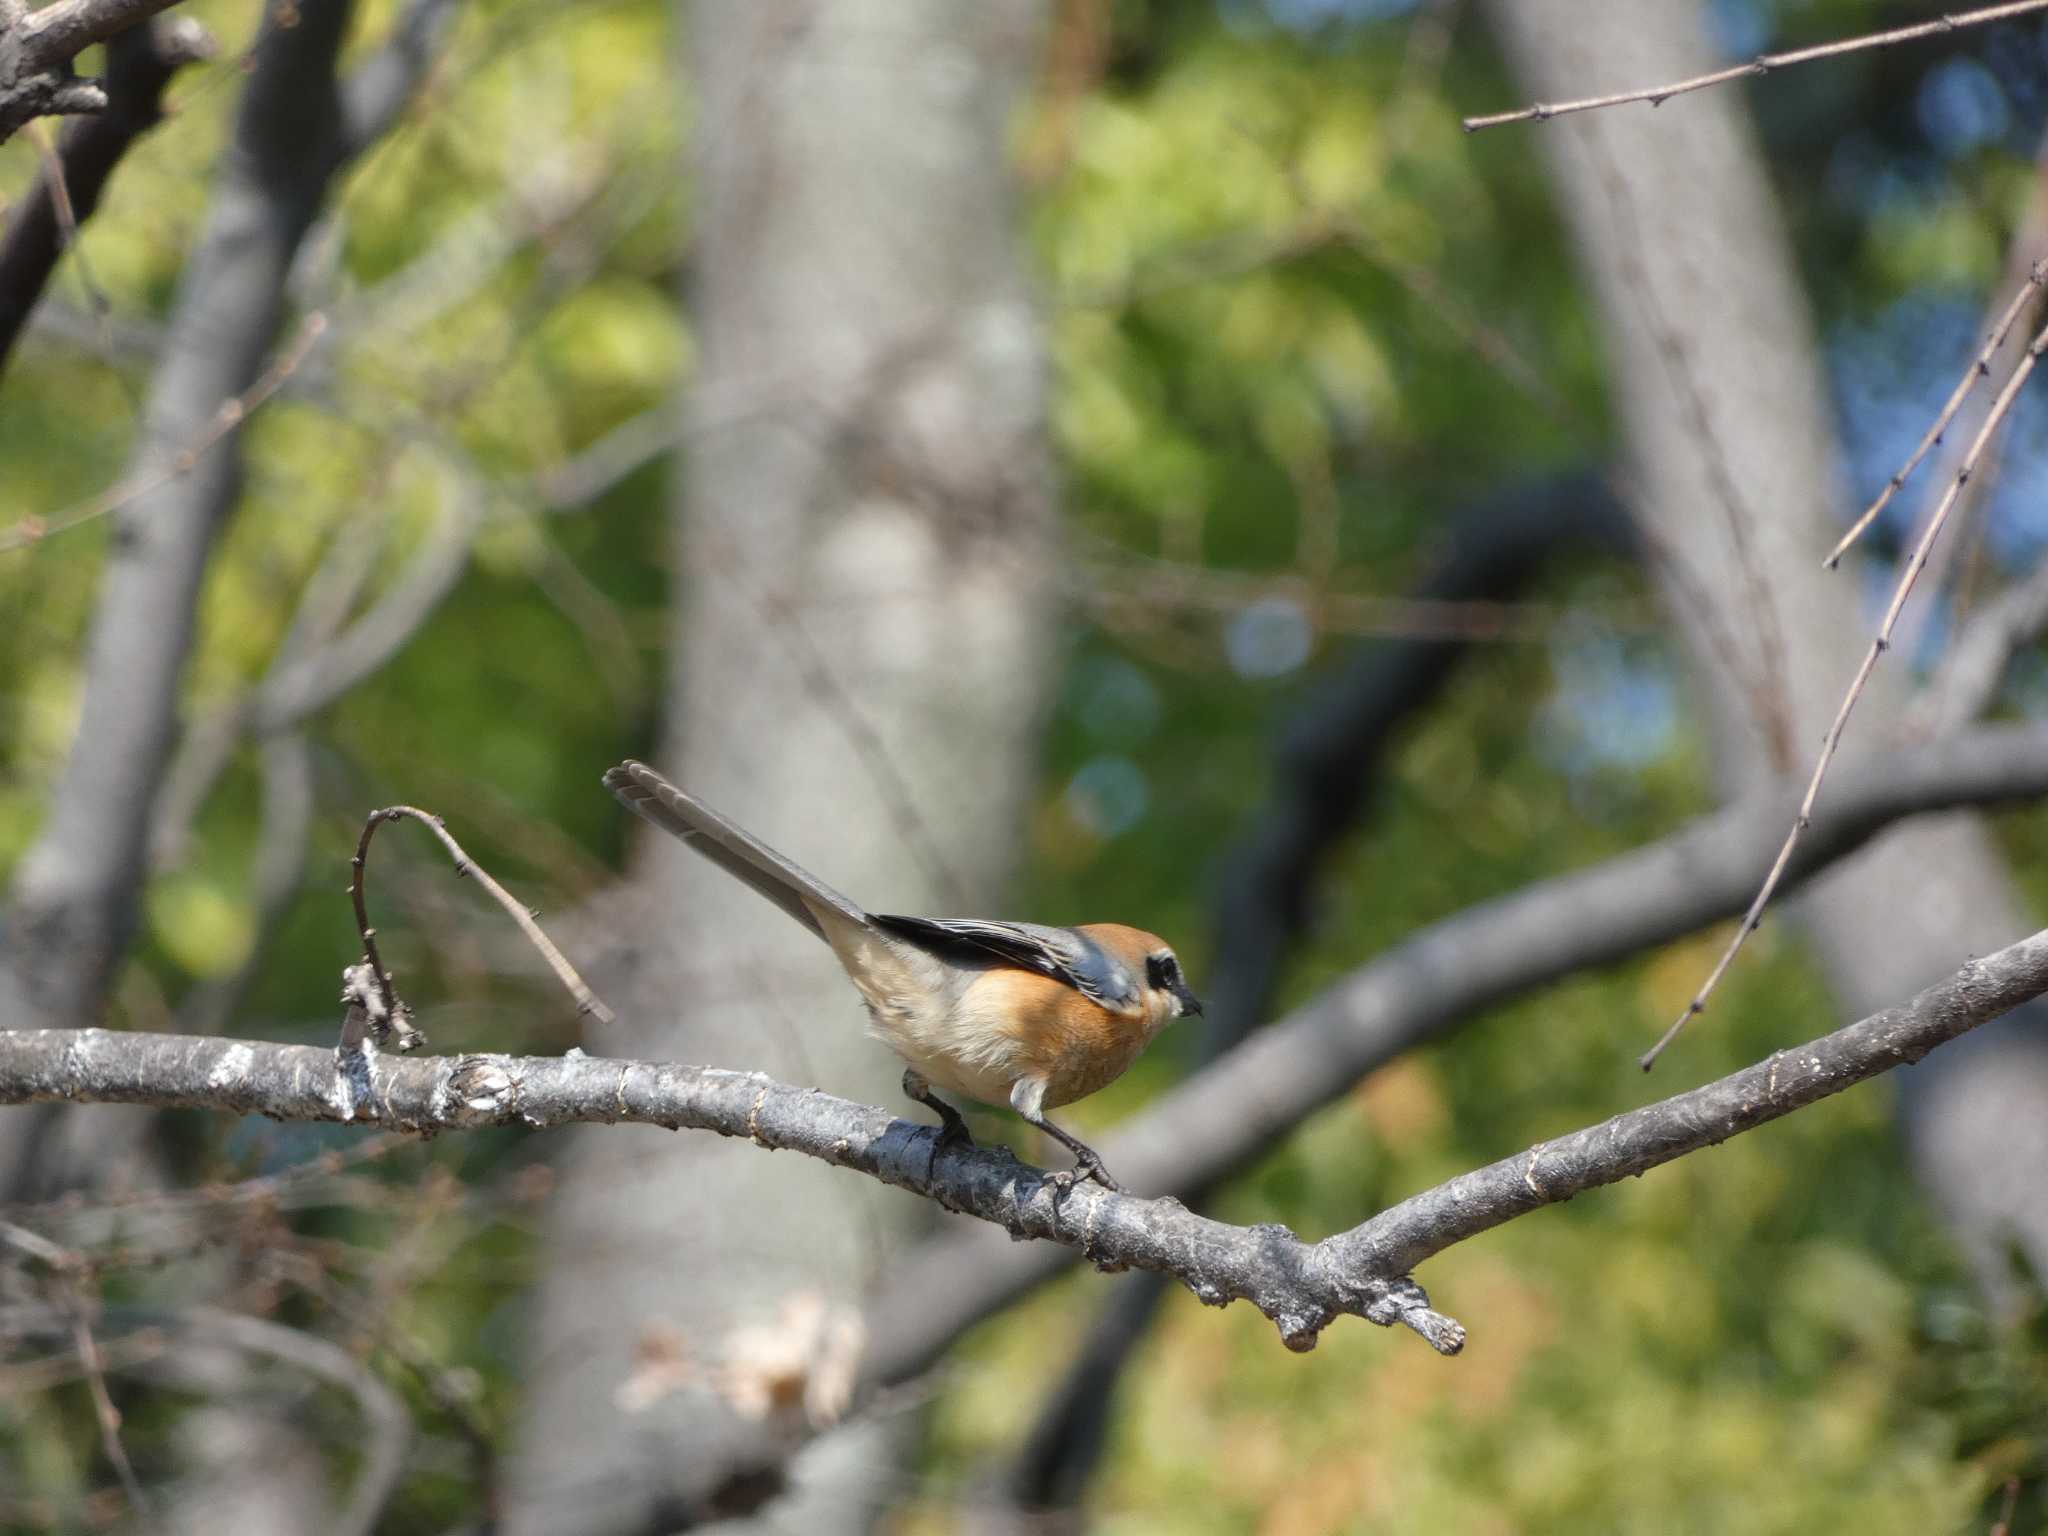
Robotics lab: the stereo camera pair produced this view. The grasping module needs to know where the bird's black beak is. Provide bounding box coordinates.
[1174,980,1204,1017]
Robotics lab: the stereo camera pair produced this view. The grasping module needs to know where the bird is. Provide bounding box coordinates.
[603,759,1202,1192]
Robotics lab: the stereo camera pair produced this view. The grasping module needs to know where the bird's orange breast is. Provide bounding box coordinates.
[962,966,1154,1110]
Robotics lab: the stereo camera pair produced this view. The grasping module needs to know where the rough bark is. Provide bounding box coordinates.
[505,2,1059,1530]
[1488,0,2048,1314]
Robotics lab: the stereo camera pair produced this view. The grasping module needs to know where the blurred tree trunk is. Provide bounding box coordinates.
[1491,0,2048,1310]
[507,2,1057,1530]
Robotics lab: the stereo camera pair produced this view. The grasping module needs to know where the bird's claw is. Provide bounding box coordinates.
[1050,1154,1121,1196]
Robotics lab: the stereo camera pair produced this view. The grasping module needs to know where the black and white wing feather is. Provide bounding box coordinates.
[872,915,1142,1015]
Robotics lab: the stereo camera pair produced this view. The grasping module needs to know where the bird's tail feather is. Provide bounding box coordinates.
[602,760,872,943]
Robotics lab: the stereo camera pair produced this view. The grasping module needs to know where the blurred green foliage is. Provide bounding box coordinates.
[3,0,2047,1530]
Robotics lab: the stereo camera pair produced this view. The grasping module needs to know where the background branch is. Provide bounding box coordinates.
[0,14,213,378]
[0,1304,413,1536]
[0,0,195,143]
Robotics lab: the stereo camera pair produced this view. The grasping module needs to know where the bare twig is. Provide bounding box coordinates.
[1644,316,2048,1070]
[1462,0,2048,132]
[1825,260,2048,570]
[0,1224,154,1516]
[350,805,615,1031]
[67,1300,152,1520]
[533,397,676,509]
[337,0,462,155]
[0,311,329,554]
[23,119,98,310]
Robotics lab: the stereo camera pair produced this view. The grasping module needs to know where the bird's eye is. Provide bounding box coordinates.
[1146,953,1178,988]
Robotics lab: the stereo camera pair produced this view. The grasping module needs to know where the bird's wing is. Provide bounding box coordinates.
[603,761,872,943]
[871,915,1143,1016]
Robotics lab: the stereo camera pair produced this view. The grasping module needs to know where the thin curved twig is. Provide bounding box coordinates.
[0,311,329,554]
[1644,315,2048,1069]
[1825,260,2048,570]
[350,805,615,1033]
[1462,0,2048,133]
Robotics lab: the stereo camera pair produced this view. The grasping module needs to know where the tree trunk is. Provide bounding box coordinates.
[506,2,1057,1529]
[1490,0,2048,1312]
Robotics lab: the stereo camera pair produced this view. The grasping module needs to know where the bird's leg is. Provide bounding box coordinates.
[1037,1118,1123,1194]
[902,1067,974,1154]
[1009,1077,1122,1193]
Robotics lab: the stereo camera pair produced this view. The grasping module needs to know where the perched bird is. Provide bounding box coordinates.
[604,760,1202,1191]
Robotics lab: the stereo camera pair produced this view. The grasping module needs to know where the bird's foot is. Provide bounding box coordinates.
[1051,1147,1121,1196]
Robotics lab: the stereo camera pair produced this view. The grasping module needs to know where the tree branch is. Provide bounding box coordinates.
[1328,926,2048,1273]
[0,14,213,378]
[0,0,177,143]
[3,923,2045,1366]
[0,1030,1466,1352]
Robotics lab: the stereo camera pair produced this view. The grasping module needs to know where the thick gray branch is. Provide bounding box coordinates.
[0,1031,1466,1353]
[4,925,2044,1368]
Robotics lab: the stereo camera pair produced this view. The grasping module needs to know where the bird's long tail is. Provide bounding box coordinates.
[602,760,872,943]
